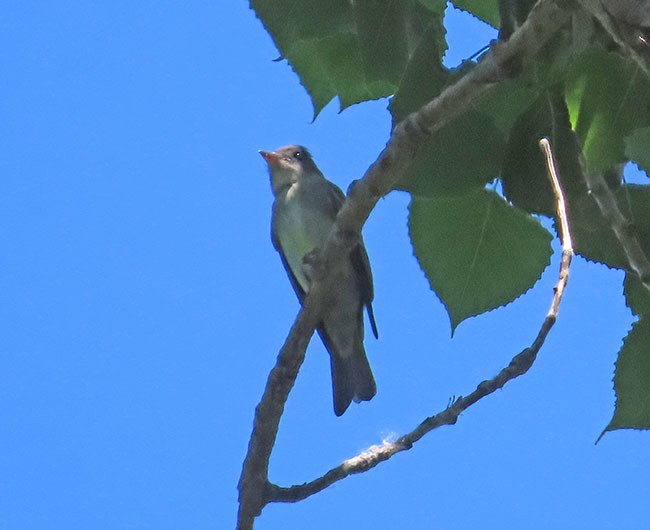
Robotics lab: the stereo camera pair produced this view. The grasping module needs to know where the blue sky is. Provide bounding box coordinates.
[2,2,649,529]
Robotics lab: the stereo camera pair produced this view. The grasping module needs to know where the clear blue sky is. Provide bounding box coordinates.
[2,2,648,529]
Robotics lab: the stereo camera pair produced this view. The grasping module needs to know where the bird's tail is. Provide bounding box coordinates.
[330,345,376,417]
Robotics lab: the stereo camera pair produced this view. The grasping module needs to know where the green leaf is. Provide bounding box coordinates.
[449,0,500,28]
[622,184,650,249]
[250,0,447,116]
[568,192,628,269]
[390,34,503,197]
[392,66,534,197]
[251,0,352,43]
[408,189,553,331]
[395,108,508,197]
[624,273,650,318]
[605,319,650,433]
[604,195,650,436]
[476,77,539,136]
[625,127,650,177]
[570,184,650,270]
[501,90,587,216]
[388,16,452,125]
[565,49,650,171]
[286,35,394,113]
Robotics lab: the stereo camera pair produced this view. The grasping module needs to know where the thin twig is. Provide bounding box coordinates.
[236,2,574,528]
[540,138,573,252]
[540,138,573,316]
[266,139,574,504]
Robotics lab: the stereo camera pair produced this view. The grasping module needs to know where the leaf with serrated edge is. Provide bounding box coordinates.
[251,0,447,116]
[606,319,650,433]
[449,0,500,27]
[409,189,552,331]
[624,273,650,317]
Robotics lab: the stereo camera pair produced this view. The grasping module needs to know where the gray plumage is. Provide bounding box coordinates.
[260,145,378,416]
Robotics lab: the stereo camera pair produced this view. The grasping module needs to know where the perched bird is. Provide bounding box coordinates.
[260,145,378,416]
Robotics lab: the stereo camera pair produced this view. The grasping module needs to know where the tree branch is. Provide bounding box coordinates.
[571,1,650,290]
[576,0,650,79]
[582,168,650,292]
[573,1,650,292]
[266,138,574,504]
[236,1,574,528]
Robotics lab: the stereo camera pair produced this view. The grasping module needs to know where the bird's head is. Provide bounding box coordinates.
[259,145,319,195]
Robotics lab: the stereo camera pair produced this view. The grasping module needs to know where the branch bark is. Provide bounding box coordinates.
[237,1,574,528]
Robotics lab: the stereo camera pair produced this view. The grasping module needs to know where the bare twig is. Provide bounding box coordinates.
[540,138,573,314]
[266,139,574,503]
[540,138,573,253]
[237,2,574,528]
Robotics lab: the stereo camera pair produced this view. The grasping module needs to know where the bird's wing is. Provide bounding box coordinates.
[325,180,379,339]
[351,241,378,339]
[271,203,307,303]
[323,179,345,215]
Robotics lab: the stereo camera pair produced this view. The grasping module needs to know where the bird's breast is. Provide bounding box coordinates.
[274,184,333,291]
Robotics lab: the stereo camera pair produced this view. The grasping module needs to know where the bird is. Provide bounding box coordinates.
[260,145,378,416]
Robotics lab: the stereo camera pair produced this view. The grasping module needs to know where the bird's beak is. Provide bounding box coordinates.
[259,150,280,165]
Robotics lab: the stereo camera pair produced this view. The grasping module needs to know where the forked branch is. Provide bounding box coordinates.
[237,2,574,528]
[265,138,574,504]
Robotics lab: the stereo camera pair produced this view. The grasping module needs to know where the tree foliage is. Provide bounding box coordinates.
[235,7,650,529]
[238,0,650,527]
[250,0,650,437]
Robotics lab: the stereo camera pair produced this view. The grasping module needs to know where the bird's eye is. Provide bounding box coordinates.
[293,151,302,159]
